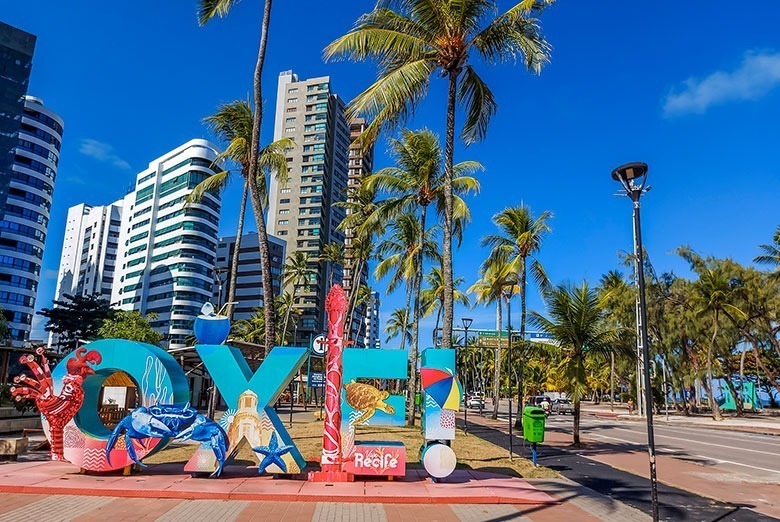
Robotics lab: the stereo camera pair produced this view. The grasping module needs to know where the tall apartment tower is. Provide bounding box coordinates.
[0,95,63,346]
[214,232,286,321]
[110,139,221,349]
[0,22,36,215]
[363,291,381,349]
[269,71,349,344]
[343,118,375,345]
[54,200,123,302]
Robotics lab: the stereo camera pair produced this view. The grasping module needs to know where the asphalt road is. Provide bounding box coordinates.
[477,403,780,483]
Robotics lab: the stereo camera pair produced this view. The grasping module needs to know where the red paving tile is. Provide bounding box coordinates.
[0,461,557,505]
[236,501,318,522]
[385,503,458,522]
[73,497,184,522]
[0,492,48,515]
[518,501,603,522]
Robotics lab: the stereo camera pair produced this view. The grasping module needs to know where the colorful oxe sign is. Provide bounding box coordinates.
[11,286,462,481]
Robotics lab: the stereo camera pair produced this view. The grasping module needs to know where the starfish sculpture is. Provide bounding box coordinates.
[253,431,294,474]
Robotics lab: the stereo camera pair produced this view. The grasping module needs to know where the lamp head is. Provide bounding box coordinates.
[611,162,648,183]
[461,317,473,329]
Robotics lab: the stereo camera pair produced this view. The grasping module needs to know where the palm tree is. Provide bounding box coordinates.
[326,0,553,349]
[336,176,381,340]
[280,251,315,344]
[374,213,440,424]
[199,0,277,355]
[468,259,518,419]
[755,226,780,274]
[530,281,622,445]
[420,266,471,336]
[187,101,292,320]
[319,242,345,287]
[482,204,552,424]
[691,266,745,421]
[385,307,413,349]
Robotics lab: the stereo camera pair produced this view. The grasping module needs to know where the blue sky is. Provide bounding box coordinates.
[5,1,780,343]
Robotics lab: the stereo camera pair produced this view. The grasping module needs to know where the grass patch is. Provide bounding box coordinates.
[144,419,557,479]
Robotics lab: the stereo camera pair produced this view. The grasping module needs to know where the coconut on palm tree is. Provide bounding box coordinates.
[482,203,552,424]
[530,281,622,445]
[326,0,553,348]
[468,259,518,419]
[198,0,278,355]
[187,101,292,321]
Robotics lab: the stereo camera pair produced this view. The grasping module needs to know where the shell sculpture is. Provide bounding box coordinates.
[343,380,395,425]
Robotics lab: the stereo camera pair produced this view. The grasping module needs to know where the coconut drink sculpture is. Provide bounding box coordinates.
[193,302,231,345]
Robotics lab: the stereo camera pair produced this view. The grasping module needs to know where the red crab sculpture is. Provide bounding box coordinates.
[11,347,102,461]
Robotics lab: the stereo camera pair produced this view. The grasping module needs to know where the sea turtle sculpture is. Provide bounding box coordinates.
[343,380,395,424]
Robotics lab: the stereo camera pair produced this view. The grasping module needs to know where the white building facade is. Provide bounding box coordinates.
[0,96,63,345]
[110,139,221,349]
[54,200,123,302]
[363,291,381,348]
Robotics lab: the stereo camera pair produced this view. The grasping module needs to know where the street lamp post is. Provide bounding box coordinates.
[461,317,473,434]
[207,267,229,420]
[504,288,515,461]
[612,161,659,521]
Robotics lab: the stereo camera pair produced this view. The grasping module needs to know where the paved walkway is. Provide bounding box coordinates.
[0,487,648,521]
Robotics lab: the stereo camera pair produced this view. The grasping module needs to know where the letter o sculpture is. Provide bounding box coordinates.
[48,339,190,471]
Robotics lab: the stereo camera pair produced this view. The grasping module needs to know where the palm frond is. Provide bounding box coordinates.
[458,66,497,144]
[186,170,231,204]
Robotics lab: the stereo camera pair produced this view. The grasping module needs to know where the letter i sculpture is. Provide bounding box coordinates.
[308,284,354,482]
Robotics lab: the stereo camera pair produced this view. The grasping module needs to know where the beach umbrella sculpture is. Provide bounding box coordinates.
[420,367,463,410]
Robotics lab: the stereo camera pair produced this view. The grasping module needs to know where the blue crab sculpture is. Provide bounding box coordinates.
[106,403,228,477]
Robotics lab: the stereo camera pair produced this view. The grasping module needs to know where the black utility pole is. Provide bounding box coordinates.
[506,290,514,461]
[612,162,659,522]
[461,317,473,434]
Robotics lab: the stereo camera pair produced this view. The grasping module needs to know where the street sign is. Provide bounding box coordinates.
[309,371,326,388]
[312,334,328,356]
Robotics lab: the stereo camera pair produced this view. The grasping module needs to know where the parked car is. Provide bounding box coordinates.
[528,395,552,414]
[466,393,485,409]
[550,398,575,415]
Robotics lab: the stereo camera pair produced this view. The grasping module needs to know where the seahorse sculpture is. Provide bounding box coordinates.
[11,347,102,460]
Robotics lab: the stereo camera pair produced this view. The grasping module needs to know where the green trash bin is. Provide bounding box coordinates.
[522,406,546,443]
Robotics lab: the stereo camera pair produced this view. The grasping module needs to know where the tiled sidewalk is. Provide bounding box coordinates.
[0,492,648,521]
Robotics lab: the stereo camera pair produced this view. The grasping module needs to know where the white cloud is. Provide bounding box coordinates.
[663,51,780,117]
[79,138,131,170]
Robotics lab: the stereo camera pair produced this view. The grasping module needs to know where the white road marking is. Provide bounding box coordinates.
[606,426,780,457]
[587,432,780,477]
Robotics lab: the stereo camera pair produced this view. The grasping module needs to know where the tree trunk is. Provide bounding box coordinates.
[515,262,527,428]
[247,0,274,355]
[406,205,427,426]
[226,181,249,317]
[573,398,581,446]
[441,71,458,353]
[707,311,724,421]
[281,288,296,345]
[492,300,502,420]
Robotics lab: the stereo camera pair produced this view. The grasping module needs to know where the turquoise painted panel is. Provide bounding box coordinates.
[342,349,407,427]
[195,344,308,474]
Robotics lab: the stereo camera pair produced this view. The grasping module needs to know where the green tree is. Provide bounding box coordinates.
[385,307,413,349]
[0,307,9,344]
[98,311,163,345]
[187,100,292,325]
[530,281,623,445]
[38,294,114,352]
[326,0,553,348]
[318,242,345,287]
[482,203,552,424]
[374,212,440,424]
[281,251,315,344]
[198,0,278,355]
[755,226,780,275]
[469,259,518,419]
[420,266,470,336]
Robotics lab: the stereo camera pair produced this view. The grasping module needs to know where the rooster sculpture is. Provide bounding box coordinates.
[11,347,102,460]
